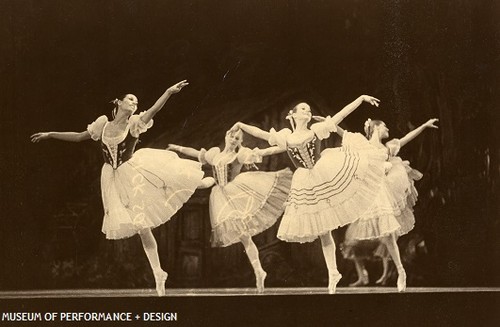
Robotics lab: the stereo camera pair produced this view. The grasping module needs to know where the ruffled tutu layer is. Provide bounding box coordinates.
[210,168,292,247]
[101,149,204,239]
[386,157,422,236]
[386,157,421,211]
[278,138,387,243]
[344,182,402,241]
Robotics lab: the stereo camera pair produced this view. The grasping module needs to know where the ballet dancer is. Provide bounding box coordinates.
[231,95,388,293]
[31,80,212,296]
[167,127,292,293]
[343,117,439,291]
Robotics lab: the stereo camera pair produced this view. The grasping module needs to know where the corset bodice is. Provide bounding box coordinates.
[211,157,242,186]
[286,136,322,169]
[101,130,138,169]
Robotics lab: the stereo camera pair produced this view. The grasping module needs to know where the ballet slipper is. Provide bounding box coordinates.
[397,269,406,292]
[256,270,267,294]
[154,270,168,297]
[328,271,342,294]
[375,274,388,285]
[349,269,369,287]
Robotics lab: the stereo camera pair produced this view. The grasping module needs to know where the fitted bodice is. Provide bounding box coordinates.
[100,123,139,169]
[286,136,322,169]
[211,156,242,186]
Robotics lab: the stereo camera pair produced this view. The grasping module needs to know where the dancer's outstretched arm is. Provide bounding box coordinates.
[255,146,286,157]
[400,119,439,147]
[331,95,380,125]
[140,80,189,124]
[230,122,271,142]
[167,144,201,159]
[31,130,91,143]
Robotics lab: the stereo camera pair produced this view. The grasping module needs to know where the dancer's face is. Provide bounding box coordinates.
[118,94,138,114]
[292,103,312,122]
[225,130,243,149]
[375,122,389,139]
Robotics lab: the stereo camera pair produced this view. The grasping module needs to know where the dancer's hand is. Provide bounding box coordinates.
[361,95,380,107]
[30,132,50,143]
[424,118,439,129]
[229,122,241,133]
[167,80,189,94]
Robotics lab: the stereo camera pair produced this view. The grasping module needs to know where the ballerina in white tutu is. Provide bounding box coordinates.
[31,80,211,296]
[167,128,293,293]
[343,117,439,291]
[231,95,388,293]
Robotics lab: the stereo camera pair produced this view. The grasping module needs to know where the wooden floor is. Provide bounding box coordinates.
[1,287,499,298]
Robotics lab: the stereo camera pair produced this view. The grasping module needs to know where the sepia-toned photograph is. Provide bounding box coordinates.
[0,0,498,325]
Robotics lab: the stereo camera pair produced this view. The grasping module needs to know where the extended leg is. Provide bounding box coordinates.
[375,255,390,285]
[380,233,406,292]
[240,234,267,293]
[319,232,342,294]
[139,229,167,296]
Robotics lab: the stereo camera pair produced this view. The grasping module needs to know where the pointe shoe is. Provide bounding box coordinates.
[349,269,369,287]
[154,270,168,297]
[397,269,407,292]
[328,271,342,294]
[375,274,388,286]
[256,270,267,294]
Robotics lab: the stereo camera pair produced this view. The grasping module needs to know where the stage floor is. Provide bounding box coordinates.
[1,287,499,298]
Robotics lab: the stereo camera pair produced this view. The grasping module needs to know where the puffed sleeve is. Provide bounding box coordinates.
[203,147,221,165]
[129,111,154,138]
[310,115,338,140]
[268,128,292,150]
[385,138,401,157]
[237,147,264,165]
[86,115,108,141]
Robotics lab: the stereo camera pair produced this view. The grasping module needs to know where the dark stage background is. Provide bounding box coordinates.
[0,0,498,291]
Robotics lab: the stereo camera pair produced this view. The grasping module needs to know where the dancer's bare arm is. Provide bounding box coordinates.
[255,146,286,157]
[167,144,201,159]
[31,131,91,143]
[230,122,271,141]
[140,80,189,124]
[400,119,439,147]
[331,95,380,125]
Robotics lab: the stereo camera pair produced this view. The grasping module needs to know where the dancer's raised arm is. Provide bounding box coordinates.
[167,144,201,159]
[331,95,380,125]
[230,122,271,142]
[31,130,91,143]
[140,80,189,124]
[400,118,439,147]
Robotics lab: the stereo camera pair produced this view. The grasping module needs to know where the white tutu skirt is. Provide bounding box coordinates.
[344,157,422,241]
[385,156,422,236]
[210,168,292,247]
[100,149,204,239]
[277,143,387,243]
[344,182,402,240]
